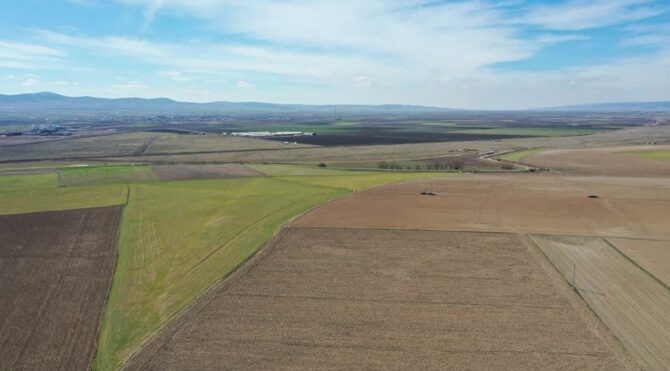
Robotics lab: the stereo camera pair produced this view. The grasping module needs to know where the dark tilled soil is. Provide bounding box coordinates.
[128,228,631,370]
[0,206,123,371]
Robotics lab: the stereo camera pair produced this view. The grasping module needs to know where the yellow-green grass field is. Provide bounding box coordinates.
[621,150,670,162]
[0,173,58,192]
[0,184,128,215]
[495,148,543,162]
[93,171,448,370]
[57,165,158,186]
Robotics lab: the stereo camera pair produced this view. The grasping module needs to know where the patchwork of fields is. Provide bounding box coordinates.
[1,129,670,371]
[127,228,631,370]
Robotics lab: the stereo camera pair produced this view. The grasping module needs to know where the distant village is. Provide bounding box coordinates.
[3,124,75,137]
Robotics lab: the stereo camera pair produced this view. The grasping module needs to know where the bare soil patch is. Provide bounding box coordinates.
[292,173,670,241]
[524,145,670,177]
[0,206,122,370]
[128,228,631,370]
[151,164,264,181]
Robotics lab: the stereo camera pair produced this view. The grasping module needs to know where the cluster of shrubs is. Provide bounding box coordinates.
[377,160,464,171]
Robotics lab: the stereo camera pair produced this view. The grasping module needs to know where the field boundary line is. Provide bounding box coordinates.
[286,225,666,242]
[525,234,638,370]
[121,176,437,369]
[122,229,291,370]
[90,204,126,371]
[604,237,670,292]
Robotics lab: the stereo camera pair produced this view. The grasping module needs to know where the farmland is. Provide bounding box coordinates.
[1,114,669,370]
[0,172,58,192]
[93,172,449,370]
[532,235,670,370]
[495,148,543,162]
[0,207,122,370]
[58,165,158,186]
[127,228,631,370]
[0,183,127,215]
[621,149,670,161]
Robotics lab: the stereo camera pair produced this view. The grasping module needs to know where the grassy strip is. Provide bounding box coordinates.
[620,150,670,162]
[0,184,128,215]
[495,148,543,162]
[0,173,58,192]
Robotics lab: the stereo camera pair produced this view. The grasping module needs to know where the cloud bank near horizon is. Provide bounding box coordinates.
[1,0,669,109]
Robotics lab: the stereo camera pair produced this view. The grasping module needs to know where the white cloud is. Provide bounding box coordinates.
[235,80,255,89]
[0,41,63,69]
[9,1,670,107]
[160,70,192,81]
[522,0,668,30]
[111,81,150,89]
[21,77,41,87]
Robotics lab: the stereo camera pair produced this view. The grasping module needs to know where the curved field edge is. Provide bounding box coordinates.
[93,172,448,370]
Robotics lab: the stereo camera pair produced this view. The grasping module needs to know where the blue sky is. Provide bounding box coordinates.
[1,0,669,109]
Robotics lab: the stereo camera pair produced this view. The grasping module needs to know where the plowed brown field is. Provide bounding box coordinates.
[127,228,632,370]
[292,173,670,241]
[0,206,122,370]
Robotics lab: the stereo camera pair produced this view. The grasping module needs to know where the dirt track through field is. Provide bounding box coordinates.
[0,206,122,370]
[127,228,632,370]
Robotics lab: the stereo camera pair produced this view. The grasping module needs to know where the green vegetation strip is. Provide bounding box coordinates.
[0,184,128,215]
[94,170,448,370]
[0,173,58,192]
[620,150,670,162]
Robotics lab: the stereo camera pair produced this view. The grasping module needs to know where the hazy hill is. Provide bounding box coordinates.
[540,101,670,112]
[0,92,454,118]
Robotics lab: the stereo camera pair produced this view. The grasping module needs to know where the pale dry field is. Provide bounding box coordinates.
[607,238,670,286]
[292,173,670,241]
[128,228,631,370]
[532,235,670,370]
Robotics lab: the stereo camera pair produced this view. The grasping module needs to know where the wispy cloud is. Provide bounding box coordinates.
[521,0,668,30]
[0,41,64,69]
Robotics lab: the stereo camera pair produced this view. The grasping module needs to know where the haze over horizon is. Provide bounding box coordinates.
[2,0,670,110]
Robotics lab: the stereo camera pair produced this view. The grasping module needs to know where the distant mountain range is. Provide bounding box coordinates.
[0,92,455,118]
[539,101,670,112]
[1,92,669,118]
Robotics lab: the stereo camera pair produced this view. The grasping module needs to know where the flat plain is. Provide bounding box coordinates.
[0,206,122,370]
[128,228,631,370]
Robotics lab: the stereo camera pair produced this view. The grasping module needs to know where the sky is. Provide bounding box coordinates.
[1,0,669,109]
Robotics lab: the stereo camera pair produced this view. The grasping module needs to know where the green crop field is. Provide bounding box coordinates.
[621,150,670,162]
[456,127,598,137]
[0,173,58,192]
[0,184,128,215]
[495,148,543,162]
[58,165,158,186]
[93,170,447,370]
